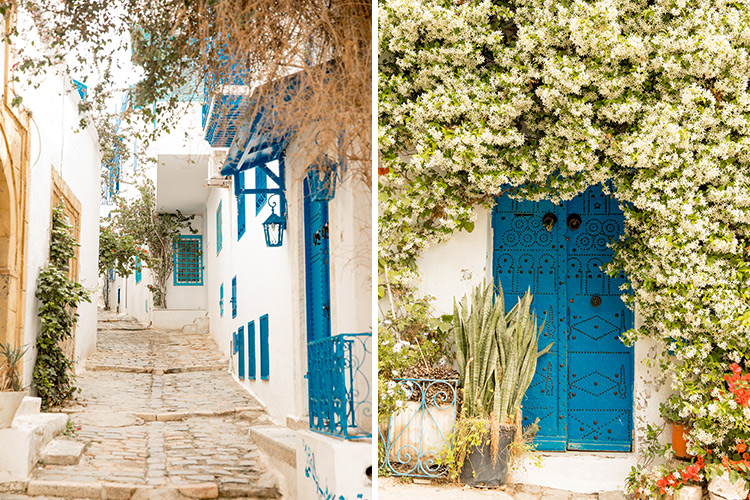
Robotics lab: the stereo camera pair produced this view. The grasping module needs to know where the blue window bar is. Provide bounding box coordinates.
[231,276,237,318]
[255,167,267,215]
[260,314,269,380]
[236,172,246,240]
[237,325,245,380]
[173,235,203,286]
[247,321,256,380]
[219,283,224,317]
[306,333,372,440]
[134,256,142,284]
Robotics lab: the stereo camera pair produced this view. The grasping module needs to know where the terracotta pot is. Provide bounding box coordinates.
[0,391,28,428]
[672,423,692,459]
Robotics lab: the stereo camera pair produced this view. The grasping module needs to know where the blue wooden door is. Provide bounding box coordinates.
[303,175,331,343]
[492,185,633,452]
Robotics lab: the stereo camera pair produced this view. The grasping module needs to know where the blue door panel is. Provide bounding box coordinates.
[303,176,331,344]
[493,185,633,452]
[493,196,564,445]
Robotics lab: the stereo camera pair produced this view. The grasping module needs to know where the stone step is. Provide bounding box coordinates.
[249,426,297,468]
[0,413,68,482]
[16,397,42,417]
[40,438,85,466]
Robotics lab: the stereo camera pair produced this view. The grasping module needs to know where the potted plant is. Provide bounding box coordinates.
[662,395,692,459]
[0,341,29,428]
[448,282,552,487]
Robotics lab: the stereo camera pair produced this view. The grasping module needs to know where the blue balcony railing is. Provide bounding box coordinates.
[307,333,372,440]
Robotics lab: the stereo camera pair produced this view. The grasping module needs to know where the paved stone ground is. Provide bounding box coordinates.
[4,310,281,499]
[378,478,629,500]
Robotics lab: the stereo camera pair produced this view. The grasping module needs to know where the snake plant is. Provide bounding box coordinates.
[453,282,552,424]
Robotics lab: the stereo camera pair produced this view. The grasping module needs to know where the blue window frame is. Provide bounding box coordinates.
[231,276,237,318]
[260,314,269,380]
[247,321,256,380]
[135,256,142,284]
[237,171,246,240]
[237,325,245,380]
[216,200,223,254]
[255,167,267,215]
[173,235,203,286]
[219,283,224,317]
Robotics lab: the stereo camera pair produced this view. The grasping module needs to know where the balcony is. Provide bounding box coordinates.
[306,333,372,440]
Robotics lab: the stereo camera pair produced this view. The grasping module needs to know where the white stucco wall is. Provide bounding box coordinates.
[415,206,671,493]
[20,69,101,385]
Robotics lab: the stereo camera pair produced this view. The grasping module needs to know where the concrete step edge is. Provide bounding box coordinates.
[249,427,297,468]
[25,478,280,499]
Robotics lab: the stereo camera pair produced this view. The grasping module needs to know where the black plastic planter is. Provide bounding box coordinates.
[459,424,515,487]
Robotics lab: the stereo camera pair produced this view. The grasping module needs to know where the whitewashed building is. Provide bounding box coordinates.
[108,68,372,500]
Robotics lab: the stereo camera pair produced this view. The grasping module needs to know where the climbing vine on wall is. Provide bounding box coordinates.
[379,0,750,492]
[35,203,91,410]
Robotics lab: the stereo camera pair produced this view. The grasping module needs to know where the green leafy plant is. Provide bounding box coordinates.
[453,282,552,423]
[98,223,149,278]
[0,342,29,392]
[444,282,551,478]
[34,203,91,409]
[109,178,195,309]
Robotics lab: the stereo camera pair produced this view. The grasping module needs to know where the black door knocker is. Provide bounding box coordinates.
[542,213,557,232]
[567,214,582,231]
[590,295,602,307]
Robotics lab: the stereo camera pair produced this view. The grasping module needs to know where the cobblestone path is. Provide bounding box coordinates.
[11,310,281,500]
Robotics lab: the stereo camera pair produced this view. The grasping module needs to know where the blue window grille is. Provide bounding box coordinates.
[307,333,372,439]
[247,321,256,380]
[237,325,245,380]
[173,235,203,286]
[237,171,246,240]
[219,283,224,317]
[260,314,269,380]
[135,257,142,284]
[216,200,223,254]
[255,167,267,215]
[231,276,237,318]
[379,378,458,478]
[72,79,87,101]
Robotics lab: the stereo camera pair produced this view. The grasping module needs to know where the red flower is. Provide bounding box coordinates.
[682,464,700,482]
[738,442,747,454]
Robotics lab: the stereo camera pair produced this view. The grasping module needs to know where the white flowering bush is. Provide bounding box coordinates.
[379,0,750,492]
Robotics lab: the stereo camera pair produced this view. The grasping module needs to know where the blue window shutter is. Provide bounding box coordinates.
[238,326,245,380]
[247,321,256,380]
[173,235,203,286]
[237,171,246,240]
[260,314,269,380]
[216,201,223,254]
[232,331,238,354]
[231,276,237,318]
[255,167,267,215]
[219,283,224,317]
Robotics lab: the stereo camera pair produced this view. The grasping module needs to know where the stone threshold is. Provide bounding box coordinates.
[86,363,227,374]
[19,478,280,499]
[131,406,264,422]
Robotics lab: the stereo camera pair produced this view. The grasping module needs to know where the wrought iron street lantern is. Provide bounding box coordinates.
[308,155,341,203]
[262,198,286,247]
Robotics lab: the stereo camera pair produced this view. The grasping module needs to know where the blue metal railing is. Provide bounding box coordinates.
[307,333,372,440]
[378,378,458,478]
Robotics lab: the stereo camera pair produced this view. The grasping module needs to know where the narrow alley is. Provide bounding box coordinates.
[2,310,282,500]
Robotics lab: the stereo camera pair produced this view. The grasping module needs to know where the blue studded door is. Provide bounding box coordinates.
[303,175,331,344]
[492,185,633,452]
